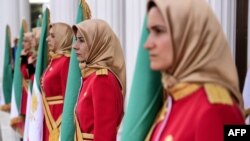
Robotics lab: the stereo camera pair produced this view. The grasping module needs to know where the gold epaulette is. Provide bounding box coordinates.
[204,83,233,105]
[96,69,108,75]
[64,53,70,57]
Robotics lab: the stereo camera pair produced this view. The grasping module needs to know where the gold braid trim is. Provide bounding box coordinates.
[96,69,108,75]
[42,93,63,141]
[204,83,233,105]
[49,51,70,59]
[74,111,95,141]
[81,0,92,19]
[82,133,94,140]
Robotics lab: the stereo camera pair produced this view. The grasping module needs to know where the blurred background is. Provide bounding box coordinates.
[0,0,249,104]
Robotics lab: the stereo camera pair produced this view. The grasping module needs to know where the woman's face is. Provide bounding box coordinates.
[145,7,173,71]
[31,36,38,50]
[72,30,89,62]
[46,28,56,51]
[22,35,32,51]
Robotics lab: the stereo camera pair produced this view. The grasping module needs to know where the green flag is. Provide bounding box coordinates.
[10,19,28,114]
[28,8,50,141]
[14,20,28,112]
[2,25,13,105]
[121,18,163,141]
[60,0,91,140]
[10,19,28,130]
[34,10,49,86]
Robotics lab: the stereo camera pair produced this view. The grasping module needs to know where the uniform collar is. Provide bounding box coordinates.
[81,68,98,78]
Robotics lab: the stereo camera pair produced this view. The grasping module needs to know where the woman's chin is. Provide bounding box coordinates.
[150,66,160,71]
[76,57,84,62]
[48,45,54,51]
[150,64,166,71]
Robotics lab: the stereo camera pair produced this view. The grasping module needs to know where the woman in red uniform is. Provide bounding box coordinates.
[41,22,73,141]
[20,32,33,116]
[22,27,41,141]
[72,19,126,141]
[20,28,41,85]
[140,0,245,141]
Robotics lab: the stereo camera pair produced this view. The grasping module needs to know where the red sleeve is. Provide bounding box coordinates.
[20,87,28,115]
[195,104,244,141]
[21,63,29,79]
[20,55,29,79]
[60,57,70,98]
[92,74,123,141]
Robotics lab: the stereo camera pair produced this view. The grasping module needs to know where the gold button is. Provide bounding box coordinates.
[165,135,173,141]
[83,92,87,97]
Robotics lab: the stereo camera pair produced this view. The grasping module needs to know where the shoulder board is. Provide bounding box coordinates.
[64,53,70,57]
[204,83,233,105]
[96,69,108,76]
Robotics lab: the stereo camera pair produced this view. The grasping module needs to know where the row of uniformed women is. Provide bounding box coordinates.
[18,27,41,138]
[42,20,125,141]
[19,20,125,141]
[20,0,246,141]
[20,28,40,118]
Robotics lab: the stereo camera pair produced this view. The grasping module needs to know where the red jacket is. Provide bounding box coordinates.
[41,56,70,141]
[20,55,30,115]
[75,69,123,141]
[20,55,30,79]
[149,83,244,141]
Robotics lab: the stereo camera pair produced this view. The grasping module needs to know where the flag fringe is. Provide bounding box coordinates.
[0,104,11,112]
[10,115,24,126]
[10,115,25,137]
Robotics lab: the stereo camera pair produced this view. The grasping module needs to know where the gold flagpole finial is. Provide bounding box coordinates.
[81,0,92,20]
[22,19,28,33]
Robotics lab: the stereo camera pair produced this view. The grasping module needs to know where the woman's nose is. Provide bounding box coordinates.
[144,37,154,49]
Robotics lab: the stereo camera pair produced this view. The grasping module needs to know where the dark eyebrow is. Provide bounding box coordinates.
[76,36,84,39]
[76,36,85,40]
[151,25,166,30]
